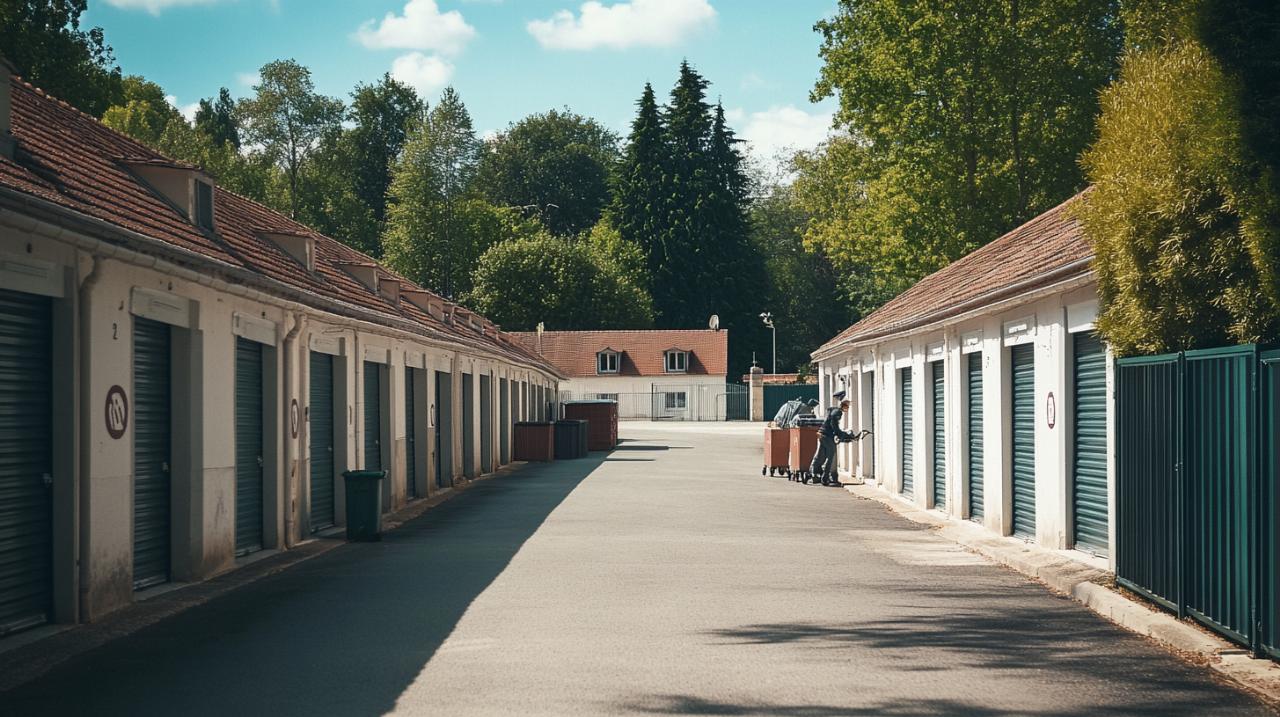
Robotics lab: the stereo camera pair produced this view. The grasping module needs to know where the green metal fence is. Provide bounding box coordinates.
[763,383,818,421]
[1116,344,1276,656]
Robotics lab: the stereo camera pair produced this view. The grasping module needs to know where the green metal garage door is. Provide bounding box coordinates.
[480,374,492,474]
[133,317,172,589]
[234,338,264,556]
[967,353,984,522]
[1073,332,1108,555]
[462,373,475,478]
[900,367,913,497]
[309,352,335,532]
[435,370,453,489]
[931,360,946,509]
[364,363,382,472]
[405,368,417,499]
[1011,343,1036,539]
[0,288,53,633]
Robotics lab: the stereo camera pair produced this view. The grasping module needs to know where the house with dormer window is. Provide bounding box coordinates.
[512,329,730,420]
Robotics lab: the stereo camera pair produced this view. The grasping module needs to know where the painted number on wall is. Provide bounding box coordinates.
[106,385,129,439]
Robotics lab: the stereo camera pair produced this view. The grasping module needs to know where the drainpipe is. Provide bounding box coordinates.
[76,252,105,617]
[281,312,304,548]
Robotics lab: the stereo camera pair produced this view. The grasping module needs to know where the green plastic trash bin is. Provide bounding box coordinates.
[343,470,386,542]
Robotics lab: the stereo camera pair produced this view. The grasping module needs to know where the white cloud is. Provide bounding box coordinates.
[236,72,260,88]
[733,104,834,167]
[102,0,219,14]
[356,0,476,55]
[165,94,201,124]
[528,0,716,51]
[390,52,455,96]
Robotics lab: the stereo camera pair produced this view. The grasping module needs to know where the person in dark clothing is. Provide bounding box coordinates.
[809,400,853,485]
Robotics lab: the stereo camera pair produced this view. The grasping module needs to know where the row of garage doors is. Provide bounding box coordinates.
[0,284,546,636]
[895,333,1108,553]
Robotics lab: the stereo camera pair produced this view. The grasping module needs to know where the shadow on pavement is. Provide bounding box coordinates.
[618,693,1221,716]
[0,453,609,717]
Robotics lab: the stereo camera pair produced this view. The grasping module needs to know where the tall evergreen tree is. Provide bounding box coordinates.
[609,83,667,280]
[345,75,424,235]
[194,88,240,149]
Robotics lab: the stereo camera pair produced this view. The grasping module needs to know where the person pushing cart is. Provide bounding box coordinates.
[809,391,869,486]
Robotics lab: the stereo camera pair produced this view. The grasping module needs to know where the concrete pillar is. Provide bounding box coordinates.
[749,366,764,421]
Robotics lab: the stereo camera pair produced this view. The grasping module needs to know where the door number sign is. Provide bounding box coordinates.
[1046,391,1056,430]
[106,385,129,439]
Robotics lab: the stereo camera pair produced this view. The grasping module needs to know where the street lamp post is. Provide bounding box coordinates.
[759,312,776,375]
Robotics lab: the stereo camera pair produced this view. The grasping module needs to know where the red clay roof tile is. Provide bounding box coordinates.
[509,330,728,378]
[814,194,1092,357]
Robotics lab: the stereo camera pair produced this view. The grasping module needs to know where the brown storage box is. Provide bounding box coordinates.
[789,427,819,472]
[764,428,789,470]
[563,401,618,451]
[513,422,555,462]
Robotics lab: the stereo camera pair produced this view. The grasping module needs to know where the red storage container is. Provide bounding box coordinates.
[563,400,618,451]
[763,428,789,476]
[513,422,555,462]
[789,427,819,475]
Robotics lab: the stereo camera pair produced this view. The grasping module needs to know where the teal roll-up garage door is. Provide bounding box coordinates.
[133,317,172,589]
[0,289,53,633]
[1073,332,1108,554]
[967,353,984,522]
[499,378,510,465]
[405,367,417,500]
[234,338,264,556]
[900,367,913,497]
[364,363,382,472]
[931,361,946,509]
[1011,343,1036,539]
[462,373,475,478]
[309,352,335,532]
[480,375,492,474]
[435,370,453,489]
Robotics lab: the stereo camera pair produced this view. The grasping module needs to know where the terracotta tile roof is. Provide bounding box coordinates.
[0,74,559,377]
[813,194,1093,358]
[509,329,728,378]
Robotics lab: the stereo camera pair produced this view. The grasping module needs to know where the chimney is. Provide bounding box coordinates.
[536,321,545,355]
[0,54,16,160]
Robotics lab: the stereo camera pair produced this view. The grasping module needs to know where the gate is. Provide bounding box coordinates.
[1116,344,1277,657]
[763,383,818,420]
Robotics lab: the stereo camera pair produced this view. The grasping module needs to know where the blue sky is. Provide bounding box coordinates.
[83,0,840,163]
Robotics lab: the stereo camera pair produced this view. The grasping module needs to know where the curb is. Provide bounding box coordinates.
[844,481,1280,707]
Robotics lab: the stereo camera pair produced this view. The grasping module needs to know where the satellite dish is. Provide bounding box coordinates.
[709,314,720,330]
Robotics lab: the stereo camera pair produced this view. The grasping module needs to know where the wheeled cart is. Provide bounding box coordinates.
[788,426,819,483]
[762,427,789,476]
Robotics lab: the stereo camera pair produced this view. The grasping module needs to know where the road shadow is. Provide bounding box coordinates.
[0,453,608,717]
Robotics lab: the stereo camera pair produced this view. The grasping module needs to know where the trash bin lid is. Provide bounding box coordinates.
[343,470,387,481]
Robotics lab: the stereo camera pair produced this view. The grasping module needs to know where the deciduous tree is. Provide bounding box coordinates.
[236,60,344,218]
[475,108,619,236]
[0,0,123,115]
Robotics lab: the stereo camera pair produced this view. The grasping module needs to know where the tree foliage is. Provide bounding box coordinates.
[236,60,343,218]
[750,180,852,373]
[1078,1,1280,354]
[0,0,123,116]
[345,74,424,232]
[382,87,488,298]
[195,88,240,149]
[803,0,1122,314]
[475,108,619,236]
[611,63,767,373]
[468,233,654,331]
[100,76,181,147]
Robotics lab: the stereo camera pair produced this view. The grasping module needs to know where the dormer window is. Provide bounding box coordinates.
[597,349,619,374]
[664,350,688,373]
[194,179,215,230]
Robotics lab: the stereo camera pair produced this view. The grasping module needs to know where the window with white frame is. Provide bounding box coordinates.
[664,391,687,410]
[597,350,619,374]
[664,350,688,373]
[596,393,618,402]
